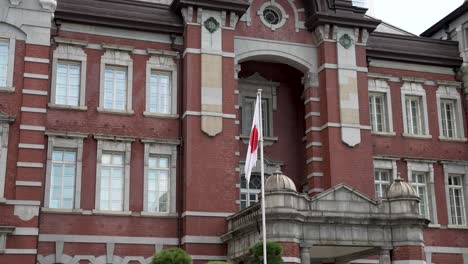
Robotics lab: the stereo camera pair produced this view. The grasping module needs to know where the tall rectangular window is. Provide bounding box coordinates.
[405,96,424,135]
[100,153,124,211]
[411,172,429,218]
[103,66,127,111]
[374,169,391,199]
[55,61,81,106]
[149,71,171,114]
[369,93,388,133]
[448,175,466,225]
[147,156,170,213]
[50,149,76,209]
[242,97,269,136]
[440,99,457,138]
[240,174,262,209]
[0,42,8,87]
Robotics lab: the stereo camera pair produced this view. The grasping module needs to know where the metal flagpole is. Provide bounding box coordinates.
[258,89,267,264]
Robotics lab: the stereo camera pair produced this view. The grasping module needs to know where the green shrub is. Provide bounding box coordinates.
[152,247,192,264]
[248,241,283,264]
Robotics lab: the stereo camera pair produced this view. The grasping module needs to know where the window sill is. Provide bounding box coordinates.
[402,133,432,140]
[447,224,468,229]
[371,131,396,137]
[91,210,132,216]
[428,223,441,228]
[438,136,468,142]
[239,135,278,146]
[0,87,15,93]
[143,112,179,119]
[140,212,178,218]
[41,208,83,214]
[96,108,134,116]
[48,103,87,111]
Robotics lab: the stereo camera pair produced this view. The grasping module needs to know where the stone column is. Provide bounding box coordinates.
[379,249,391,264]
[300,246,311,264]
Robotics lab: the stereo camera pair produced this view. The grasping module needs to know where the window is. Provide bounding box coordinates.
[401,82,430,137]
[50,150,76,208]
[0,37,15,91]
[443,163,468,227]
[0,115,14,199]
[240,174,262,209]
[0,41,8,87]
[238,73,278,140]
[257,2,288,30]
[94,137,133,213]
[242,97,269,136]
[411,172,430,218]
[448,175,466,226]
[44,133,85,210]
[103,66,127,111]
[263,7,281,25]
[149,71,171,114]
[407,161,437,223]
[99,48,133,114]
[436,85,466,141]
[374,169,391,199]
[368,78,394,135]
[100,152,124,211]
[55,61,81,106]
[145,53,178,117]
[51,43,87,109]
[369,93,388,133]
[142,140,178,215]
[147,156,170,212]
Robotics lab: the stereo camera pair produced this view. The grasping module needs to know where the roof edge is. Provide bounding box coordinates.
[421,2,468,37]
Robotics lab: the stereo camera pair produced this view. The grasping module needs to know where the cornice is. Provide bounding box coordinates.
[170,0,250,16]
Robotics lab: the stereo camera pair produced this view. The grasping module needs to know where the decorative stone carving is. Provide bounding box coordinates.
[339,33,354,49]
[14,205,39,221]
[302,71,319,88]
[9,0,22,6]
[181,6,194,23]
[204,17,220,33]
[39,0,57,12]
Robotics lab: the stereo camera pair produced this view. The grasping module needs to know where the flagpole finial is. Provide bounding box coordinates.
[257,89,262,95]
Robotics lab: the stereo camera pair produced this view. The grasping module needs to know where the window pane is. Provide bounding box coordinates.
[100,153,124,211]
[49,149,76,209]
[104,66,127,110]
[55,61,81,106]
[149,71,171,114]
[0,42,9,87]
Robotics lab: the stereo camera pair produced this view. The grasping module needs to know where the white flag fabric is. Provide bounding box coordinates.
[244,93,262,185]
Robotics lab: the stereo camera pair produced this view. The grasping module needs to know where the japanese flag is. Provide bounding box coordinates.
[244,93,262,185]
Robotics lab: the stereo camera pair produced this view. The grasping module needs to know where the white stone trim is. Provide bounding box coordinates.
[3,249,37,254]
[44,135,84,209]
[16,181,42,187]
[142,141,177,214]
[51,44,87,107]
[99,49,133,112]
[304,112,320,119]
[12,227,39,236]
[25,57,49,64]
[23,73,49,80]
[19,125,46,131]
[401,82,430,137]
[368,78,395,134]
[181,236,222,244]
[257,1,289,31]
[425,246,468,254]
[368,59,455,75]
[407,161,437,224]
[391,261,426,264]
[18,143,45,149]
[349,260,379,264]
[38,234,179,245]
[21,107,47,113]
[436,85,466,140]
[4,199,41,206]
[305,122,371,134]
[182,111,236,119]
[95,139,132,211]
[304,97,320,104]
[282,257,301,263]
[373,159,397,180]
[22,89,48,96]
[145,54,178,115]
[0,37,15,91]
[442,163,468,227]
[0,122,10,198]
[17,162,43,168]
[191,255,228,261]
[181,211,233,218]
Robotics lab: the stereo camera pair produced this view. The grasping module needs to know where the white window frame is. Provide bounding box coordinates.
[98,47,134,114]
[144,52,178,118]
[0,114,14,200]
[239,174,262,209]
[141,139,178,216]
[238,73,278,142]
[436,84,466,142]
[44,132,86,211]
[94,136,133,214]
[257,1,289,31]
[0,37,15,92]
[401,82,431,138]
[407,161,438,225]
[442,163,468,227]
[50,42,87,110]
[373,159,397,199]
[368,78,395,135]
